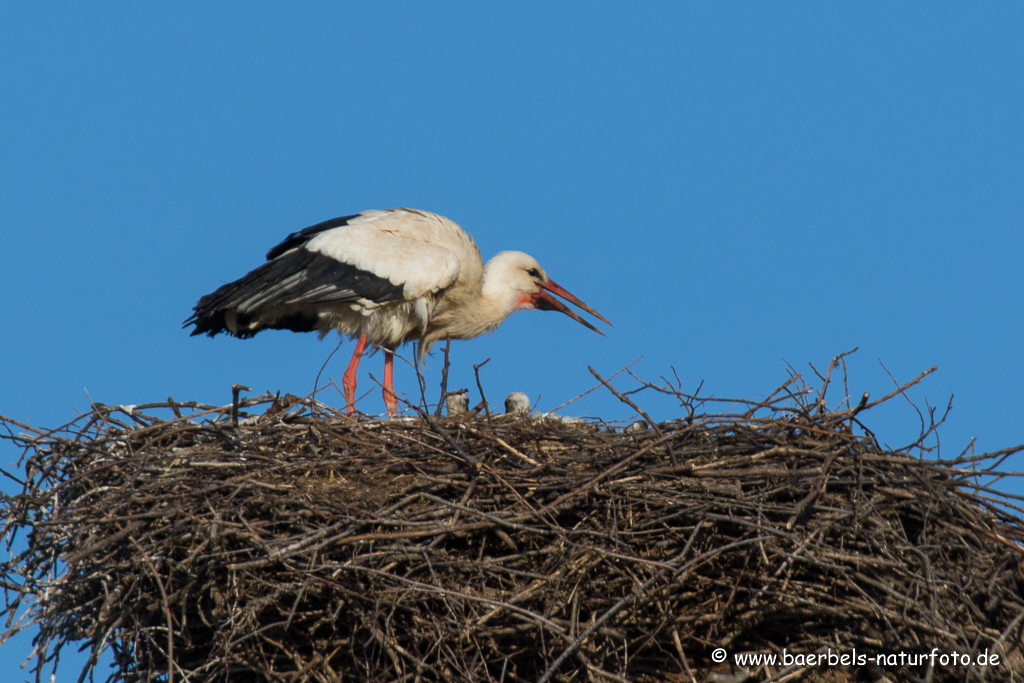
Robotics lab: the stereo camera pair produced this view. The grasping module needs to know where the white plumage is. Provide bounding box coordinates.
[186,208,610,416]
[305,216,463,301]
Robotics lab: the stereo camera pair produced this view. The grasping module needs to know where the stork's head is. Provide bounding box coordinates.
[483,251,611,334]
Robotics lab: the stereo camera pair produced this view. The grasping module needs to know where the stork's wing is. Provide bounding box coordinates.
[185,210,462,338]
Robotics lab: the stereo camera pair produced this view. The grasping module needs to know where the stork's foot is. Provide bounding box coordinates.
[342,333,369,417]
[342,375,358,416]
[383,349,398,417]
[383,389,398,417]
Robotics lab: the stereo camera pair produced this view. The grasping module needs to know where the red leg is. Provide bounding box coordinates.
[382,350,398,417]
[342,333,368,415]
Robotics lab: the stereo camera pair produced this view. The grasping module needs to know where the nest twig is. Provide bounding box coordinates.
[1,363,1023,682]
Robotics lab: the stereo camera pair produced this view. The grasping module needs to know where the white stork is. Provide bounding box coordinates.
[185,208,610,416]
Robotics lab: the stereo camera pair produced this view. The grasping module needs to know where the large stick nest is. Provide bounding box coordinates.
[2,364,1023,683]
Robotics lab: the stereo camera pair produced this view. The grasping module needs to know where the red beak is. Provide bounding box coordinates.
[533,279,612,335]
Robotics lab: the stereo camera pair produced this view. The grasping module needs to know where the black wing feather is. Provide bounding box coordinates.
[185,245,404,338]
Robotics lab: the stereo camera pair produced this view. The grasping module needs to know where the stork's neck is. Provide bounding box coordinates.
[484,264,527,313]
[423,255,520,344]
[449,262,518,337]
[420,251,543,359]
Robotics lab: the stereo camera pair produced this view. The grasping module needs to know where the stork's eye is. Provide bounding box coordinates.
[526,268,540,278]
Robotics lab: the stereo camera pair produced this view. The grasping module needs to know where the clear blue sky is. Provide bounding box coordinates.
[2,4,1022,680]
